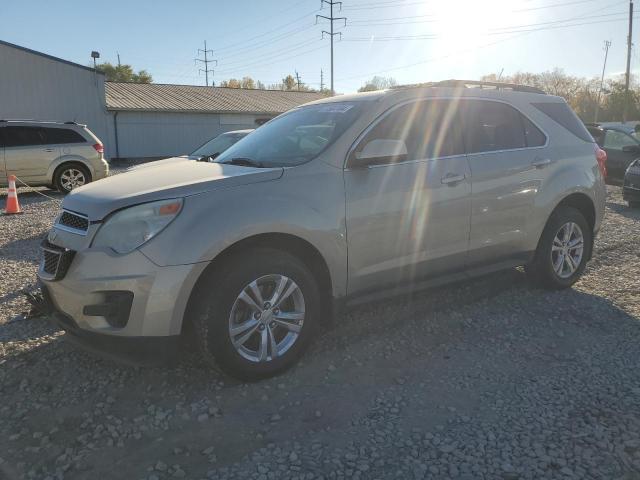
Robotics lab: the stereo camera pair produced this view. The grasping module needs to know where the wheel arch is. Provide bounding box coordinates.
[47,156,95,183]
[533,192,596,262]
[554,192,596,233]
[182,232,335,334]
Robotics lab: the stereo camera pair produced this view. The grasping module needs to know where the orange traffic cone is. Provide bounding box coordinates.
[4,175,22,215]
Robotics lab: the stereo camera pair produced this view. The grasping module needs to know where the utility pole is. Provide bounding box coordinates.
[595,40,612,124]
[320,69,325,91]
[295,70,302,90]
[117,52,121,67]
[623,0,634,123]
[317,0,347,94]
[195,40,217,87]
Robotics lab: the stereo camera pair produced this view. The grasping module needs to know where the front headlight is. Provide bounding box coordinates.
[92,198,183,254]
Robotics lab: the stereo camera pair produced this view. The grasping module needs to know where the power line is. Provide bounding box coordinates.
[336,0,628,82]
[317,0,347,93]
[342,13,634,41]
[195,40,217,86]
[215,39,323,74]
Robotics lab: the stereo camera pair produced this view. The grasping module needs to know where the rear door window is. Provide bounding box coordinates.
[521,115,547,147]
[356,99,465,162]
[2,126,45,147]
[41,127,86,145]
[463,100,526,154]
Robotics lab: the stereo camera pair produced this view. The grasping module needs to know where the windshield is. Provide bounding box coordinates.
[215,102,362,167]
[191,133,246,158]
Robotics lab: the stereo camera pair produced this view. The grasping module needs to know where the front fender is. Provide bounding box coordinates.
[47,155,96,181]
[140,167,348,297]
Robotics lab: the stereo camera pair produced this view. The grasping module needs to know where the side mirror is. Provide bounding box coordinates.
[348,139,408,168]
[622,144,640,154]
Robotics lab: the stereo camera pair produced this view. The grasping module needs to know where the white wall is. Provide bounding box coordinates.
[0,43,116,157]
[113,111,267,158]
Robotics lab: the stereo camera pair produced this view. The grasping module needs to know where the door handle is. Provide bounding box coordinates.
[441,173,465,185]
[44,148,55,152]
[532,158,552,168]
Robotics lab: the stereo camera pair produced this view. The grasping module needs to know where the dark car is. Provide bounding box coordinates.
[586,124,640,183]
[623,158,640,207]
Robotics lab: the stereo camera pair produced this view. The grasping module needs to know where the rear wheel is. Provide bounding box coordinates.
[526,206,592,289]
[192,248,320,381]
[54,163,91,193]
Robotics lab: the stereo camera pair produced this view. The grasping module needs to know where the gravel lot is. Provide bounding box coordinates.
[1,180,639,480]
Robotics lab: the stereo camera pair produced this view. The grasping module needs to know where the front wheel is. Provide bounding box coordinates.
[526,206,592,290]
[192,249,320,381]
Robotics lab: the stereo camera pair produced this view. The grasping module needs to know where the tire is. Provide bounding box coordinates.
[53,163,91,194]
[526,206,592,290]
[191,248,321,381]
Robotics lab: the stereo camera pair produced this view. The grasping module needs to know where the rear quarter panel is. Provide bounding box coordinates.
[523,132,605,252]
[47,145,103,182]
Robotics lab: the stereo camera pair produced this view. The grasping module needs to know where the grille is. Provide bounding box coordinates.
[40,240,76,281]
[58,211,89,233]
[43,249,60,275]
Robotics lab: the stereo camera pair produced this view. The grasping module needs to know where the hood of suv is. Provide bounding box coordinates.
[62,161,283,220]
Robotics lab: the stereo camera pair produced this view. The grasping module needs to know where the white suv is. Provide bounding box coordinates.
[0,120,108,193]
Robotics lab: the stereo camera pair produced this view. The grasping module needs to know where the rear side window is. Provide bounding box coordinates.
[2,126,45,147]
[532,102,593,142]
[357,99,465,162]
[41,127,86,144]
[463,100,526,153]
[521,115,546,147]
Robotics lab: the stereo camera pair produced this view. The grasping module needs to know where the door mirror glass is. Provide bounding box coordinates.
[350,139,408,168]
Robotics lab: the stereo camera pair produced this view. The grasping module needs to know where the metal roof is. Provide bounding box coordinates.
[0,39,102,74]
[105,82,328,114]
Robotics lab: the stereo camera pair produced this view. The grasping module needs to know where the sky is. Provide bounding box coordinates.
[1,0,638,93]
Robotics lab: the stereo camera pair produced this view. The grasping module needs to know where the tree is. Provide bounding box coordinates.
[358,76,398,92]
[480,70,640,122]
[218,76,264,89]
[97,62,152,83]
[283,75,297,91]
[241,76,255,89]
[219,78,242,88]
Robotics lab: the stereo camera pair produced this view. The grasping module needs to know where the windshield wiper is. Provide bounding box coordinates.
[219,157,264,168]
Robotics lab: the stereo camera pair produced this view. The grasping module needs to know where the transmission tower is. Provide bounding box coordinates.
[316,0,346,94]
[195,40,217,86]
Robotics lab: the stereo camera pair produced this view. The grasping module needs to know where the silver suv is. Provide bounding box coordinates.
[38,81,607,380]
[0,120,108,193]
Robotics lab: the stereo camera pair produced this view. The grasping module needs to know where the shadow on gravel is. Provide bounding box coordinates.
[2,265,640,479]
[606,201,640,220]
[0,233,45,265]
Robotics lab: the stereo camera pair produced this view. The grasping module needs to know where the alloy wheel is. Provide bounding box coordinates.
[228,274,305,363]
[60,168,86,191]
[551,221,584,279]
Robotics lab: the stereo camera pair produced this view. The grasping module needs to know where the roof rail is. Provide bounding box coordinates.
[0,119,85,126]
[433,79,546,95]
